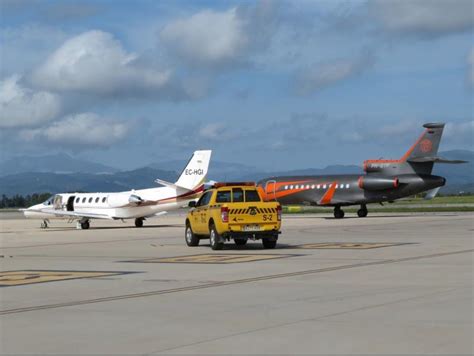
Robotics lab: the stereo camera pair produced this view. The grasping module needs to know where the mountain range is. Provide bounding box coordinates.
[0,150,472,196]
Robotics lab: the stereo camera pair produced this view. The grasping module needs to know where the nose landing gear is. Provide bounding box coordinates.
[77,219,90,229]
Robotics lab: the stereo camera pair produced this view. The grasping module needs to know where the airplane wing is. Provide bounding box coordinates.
[144,211,168,218]
[24,208,113,220]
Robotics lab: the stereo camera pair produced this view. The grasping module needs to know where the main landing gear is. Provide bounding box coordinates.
[40,219,49,229]
[334,205,369,219]
[334,206,345,219]
[357,204,368,218]
[135,218,145,228]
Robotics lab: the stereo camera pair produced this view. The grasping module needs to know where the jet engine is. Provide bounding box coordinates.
[358,176,399,191]
[107,194,144,207]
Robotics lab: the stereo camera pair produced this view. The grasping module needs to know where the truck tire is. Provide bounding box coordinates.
[185,223,199,247]
[234,238,248,246]
[209,224,224,250]
[262,237,277,249]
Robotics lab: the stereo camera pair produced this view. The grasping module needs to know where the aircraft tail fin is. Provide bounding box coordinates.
[364,123,466,175]
[402,123,445,162]
[174,150,212,191]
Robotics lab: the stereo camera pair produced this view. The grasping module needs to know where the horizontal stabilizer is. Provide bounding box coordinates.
[155,178,192,191]
[408,156,468,164]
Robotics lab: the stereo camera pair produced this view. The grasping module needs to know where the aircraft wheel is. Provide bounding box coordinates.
[234,238,248,246]
[81,221,90,230]
[185,223,199,246]
[334,207,345,219]
[135,218,144,228]
[357,208,368,218]
[209,224,224,250]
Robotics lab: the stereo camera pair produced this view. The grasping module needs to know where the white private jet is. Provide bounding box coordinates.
[22,150,212,229]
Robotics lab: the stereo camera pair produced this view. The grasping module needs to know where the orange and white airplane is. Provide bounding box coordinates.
[22,150,212,229]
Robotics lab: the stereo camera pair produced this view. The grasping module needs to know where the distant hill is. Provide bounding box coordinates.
[0,150,472,197]
[0,153,118,176]
[0,168,177,196]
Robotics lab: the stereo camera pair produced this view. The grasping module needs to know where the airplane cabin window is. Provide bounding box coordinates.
[82,197,86,203]
[88,197,92,203]
[95,197,99,203]
[102,197,107,203]
[75,197,80,203]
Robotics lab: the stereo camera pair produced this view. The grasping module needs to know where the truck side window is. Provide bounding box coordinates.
[196,191,212,207]
[216,190,231,203]
[245,189,261,202]
[232,188,244,202]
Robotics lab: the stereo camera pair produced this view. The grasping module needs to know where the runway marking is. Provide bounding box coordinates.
[297,242,410,249]
[125,254,297,264]
[0,270,134,287]
[0,249,472,315]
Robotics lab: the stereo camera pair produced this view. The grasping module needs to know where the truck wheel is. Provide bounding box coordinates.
[209,224,224,250]
[234,238,248,246]
[185,223,199,246]
[262,238,277,249]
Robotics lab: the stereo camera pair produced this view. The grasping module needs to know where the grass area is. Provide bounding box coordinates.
[283,195,474,214]
[283,206,474,214]
[393,196,474,205]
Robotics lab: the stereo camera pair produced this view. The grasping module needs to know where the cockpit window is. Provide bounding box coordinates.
[43,196,54,206]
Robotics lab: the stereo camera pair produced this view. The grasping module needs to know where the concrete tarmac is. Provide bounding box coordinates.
[0,211,473,355]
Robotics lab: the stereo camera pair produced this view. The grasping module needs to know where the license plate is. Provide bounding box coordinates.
[242,224,262,231]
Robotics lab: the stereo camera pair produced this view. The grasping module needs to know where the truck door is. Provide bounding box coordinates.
[193,191,213,234]
[66,196,75,211]
[264,180,277,201]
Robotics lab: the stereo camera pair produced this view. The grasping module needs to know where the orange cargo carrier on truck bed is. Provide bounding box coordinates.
[185,182,282,250]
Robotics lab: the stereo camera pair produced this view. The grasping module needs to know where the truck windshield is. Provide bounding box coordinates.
[216,190,231,203]
[245,189,261,202]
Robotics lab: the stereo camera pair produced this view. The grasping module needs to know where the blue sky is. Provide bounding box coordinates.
[1,0,473,170]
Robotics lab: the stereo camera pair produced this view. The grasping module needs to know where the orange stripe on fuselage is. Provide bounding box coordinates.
[319,182,337,205]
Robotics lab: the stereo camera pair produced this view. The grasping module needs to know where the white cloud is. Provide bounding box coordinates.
[294,54,374,95]
[32,30,171,95]
[370,0,474,37]
[445,120,474,146]
[161,8,247,66]
[0,75,61,128]
[160,3,277,67]
[20,112,129,148]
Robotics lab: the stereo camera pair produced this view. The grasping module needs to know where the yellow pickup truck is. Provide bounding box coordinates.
[185,182,282,250]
